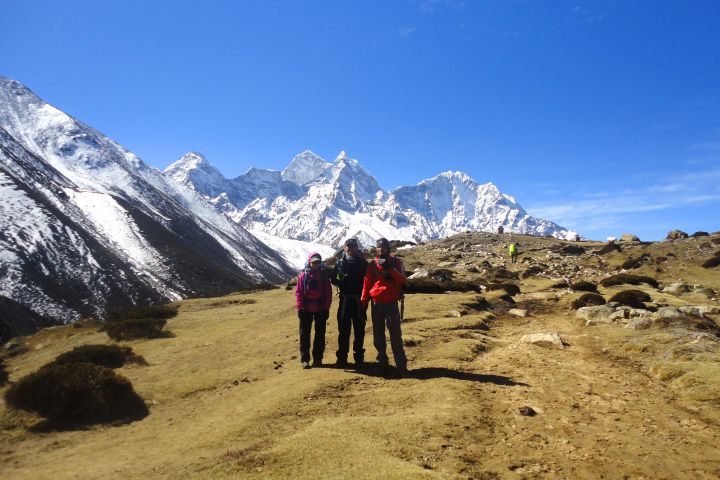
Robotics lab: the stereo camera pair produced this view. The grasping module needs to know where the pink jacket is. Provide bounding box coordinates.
[295,252,332,312]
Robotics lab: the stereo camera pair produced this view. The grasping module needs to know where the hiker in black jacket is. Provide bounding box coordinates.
[331,238,369,367]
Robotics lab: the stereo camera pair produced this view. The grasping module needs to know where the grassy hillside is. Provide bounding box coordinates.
[2,232,719,479]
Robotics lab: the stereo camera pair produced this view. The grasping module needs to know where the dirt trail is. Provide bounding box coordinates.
[2,288,719,479]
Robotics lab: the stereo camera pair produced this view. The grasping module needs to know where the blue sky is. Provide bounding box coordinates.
[2,0,719,240]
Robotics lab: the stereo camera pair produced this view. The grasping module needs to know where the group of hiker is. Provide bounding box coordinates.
[294,237,408,375]
[295,236,520,375]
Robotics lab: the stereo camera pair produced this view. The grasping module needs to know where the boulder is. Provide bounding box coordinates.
[662,282,691,294]
[576,305,616,323]
[620,233,640,242]
[408,270,429,279]
[655,307,683,320]
[508,309,528,318]
[626,318,652,330]
[666,229,689,241]
[520,332,566,349]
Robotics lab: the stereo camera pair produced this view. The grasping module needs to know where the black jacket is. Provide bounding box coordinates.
[331,254,368,296]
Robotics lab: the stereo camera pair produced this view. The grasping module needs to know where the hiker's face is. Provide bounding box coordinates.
[310,260,320,270]
[376,244,389,256]
[344,244,358,256]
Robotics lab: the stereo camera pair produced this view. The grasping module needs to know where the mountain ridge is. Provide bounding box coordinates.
[165,150,577,250]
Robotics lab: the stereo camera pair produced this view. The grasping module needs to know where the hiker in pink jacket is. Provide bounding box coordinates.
[295,252,332,369]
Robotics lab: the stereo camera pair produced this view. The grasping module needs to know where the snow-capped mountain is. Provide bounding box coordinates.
[0,77,294,339]
[165,150,577,252]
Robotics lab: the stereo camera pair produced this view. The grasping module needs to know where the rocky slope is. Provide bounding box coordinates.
[1,231,719,479]
[0,77,294,339]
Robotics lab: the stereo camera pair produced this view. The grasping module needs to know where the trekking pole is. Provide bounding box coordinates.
[400,297,405,321]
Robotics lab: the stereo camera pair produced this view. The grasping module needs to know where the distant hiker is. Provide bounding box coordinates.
[295,252,332,369]
[508,242,518,264]
[497,225,504,234]
[361,238,408,376]
[331,238,369,368]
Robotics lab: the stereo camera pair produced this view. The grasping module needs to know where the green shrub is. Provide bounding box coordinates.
[110,303,178,322]
[49,345,146,369]
[570,281,598,293]
[621,254,650,270]
[608,289,651,308]
[428,268,456,281]
[521,266,544,279]
[104,318,168,341]
[460,296,493,312]
[4,363,148,427]
[488,267,519,280]
[557,244,585,255]
[572,293,606,309]
[0,361,8,386]
[600,274,659,289]
[702,256,720,269]
[404,278,482,294]
[486,282,521,296]
[597,243,622,255]
[550,281,569,289]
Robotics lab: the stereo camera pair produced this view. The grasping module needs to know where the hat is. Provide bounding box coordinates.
[344,238,358,247]
[309,254,321,263]
[376,237,390,248]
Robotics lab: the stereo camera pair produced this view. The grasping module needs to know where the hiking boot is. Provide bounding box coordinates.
[301,361,311,369]
[335,359,349,368]
[354,358,364,368]
[311,360,323,368]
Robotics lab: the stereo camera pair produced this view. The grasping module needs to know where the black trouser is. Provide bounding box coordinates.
[371,300,407,370]
[298,310,328,363]
[335,295,366,363]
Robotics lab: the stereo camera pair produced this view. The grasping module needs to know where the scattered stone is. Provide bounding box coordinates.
[662,282,691,294]
[508,309,528,318]
[519,406,537,417]
[448,310,464,318]
[408,270,429,279]
[576,305,616,323]
[626,318,652,330]
[520,332,566,348]
[655,307,683,319]
[666,229,689,241]
[620,234,640,242]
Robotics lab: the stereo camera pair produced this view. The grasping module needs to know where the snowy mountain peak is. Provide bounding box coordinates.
[335,150,348,162]
[281,150,331,185]
[164,152,226,195]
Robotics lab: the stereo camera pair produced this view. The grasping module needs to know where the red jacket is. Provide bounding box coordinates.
[361,256,406,304]
[295,252,332,312]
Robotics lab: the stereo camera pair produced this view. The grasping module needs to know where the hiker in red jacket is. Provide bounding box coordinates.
[295,252,332,369]
[361,238,408,375]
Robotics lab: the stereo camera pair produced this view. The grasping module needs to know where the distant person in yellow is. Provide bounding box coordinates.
[508,243,518,264]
